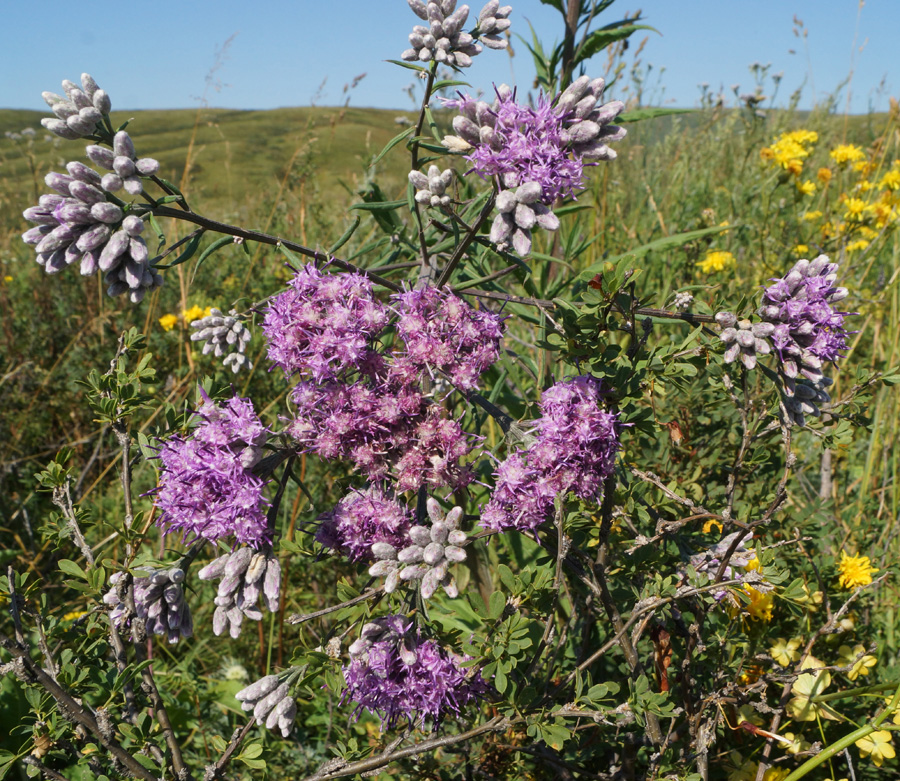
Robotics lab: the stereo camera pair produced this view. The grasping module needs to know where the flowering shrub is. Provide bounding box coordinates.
[2,4,898,781]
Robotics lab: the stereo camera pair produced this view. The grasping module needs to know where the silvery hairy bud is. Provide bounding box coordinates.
[369,497,466,599]
[199,548,281,638]
[718,313,772,371]
[189,308,254,373]
[489,181,559,256]
[235,674,297,737]
[40,74,110,139]
[408,165,454,208]
[103,568,192,644]
[401,1,489,68]
[476,0,512,49]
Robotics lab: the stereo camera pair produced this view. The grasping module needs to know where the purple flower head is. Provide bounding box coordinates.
[262,263,389,381]
[317,485,413,563]
[289,376,477,491]
[154,391,272,548]
[481,375,619,533]
[444,77,626,203]
[391,286,505,391]
[758,254,852,380]
[343,615,488,730]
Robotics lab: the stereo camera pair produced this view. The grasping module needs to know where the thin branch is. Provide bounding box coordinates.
[288,587,383,625]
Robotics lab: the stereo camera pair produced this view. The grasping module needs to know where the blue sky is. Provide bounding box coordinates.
[1,1,895,114]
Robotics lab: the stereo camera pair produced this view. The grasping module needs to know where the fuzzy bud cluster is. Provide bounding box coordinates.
[482,375,619,532]
[85,131,160,197]
[155,391,272,548]
[22,165,161,303]
[342,614,487,729]
[235,675,297,737]
[40,74,110,140]
[688,532,768,602]
[409,165,454,208]
[444,78,624,255]
[401,1,509,68]
[104,568,193,644]
[782,375,833,427]
[758,255,851,381]
[672,291,694,311]
[716,313,774,371]
[369,498,466,599]
[316,485,413,563]
[490,181,559,256]
[190,308,253,373]
[198,548,281,638]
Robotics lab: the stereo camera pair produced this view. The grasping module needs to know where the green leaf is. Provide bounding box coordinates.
[349,199,407,213]
[619,107,694,123]
[58,559,88,580]
[575,225,734,283]
[194,235,233,271]
[537,0,564,12]
[240,742,264,760]
[328,216,361,254]
[385,59,428,73]
[241,758,267,770]
[369,126,414,168]
[488,591,506,620]
[576,24,659,62]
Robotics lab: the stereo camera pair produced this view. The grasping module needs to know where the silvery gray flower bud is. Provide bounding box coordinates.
[489,180,558,256]
[41,118,80,140]
[402,0,490,67]
[190,308,254,373]
[105,567,192,644]
[236,674,297,737]
[673,291,694,311]
[409,165,453,208]
[721,317,766,370]
[368,498,465,599]
[199,548,280,636]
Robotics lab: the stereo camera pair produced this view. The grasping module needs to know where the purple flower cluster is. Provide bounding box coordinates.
[481,375,620,532]
[104,568,193,644]
[443,78,625,255]
[758,254,851,380]
[263,264,388,381]
[21,129,162,303]
[291,380,474,491]
[316,485,413,563]
[154,391,272,548]
[343,615,487,729]
[393,285,506,391]
[267,267,502,490]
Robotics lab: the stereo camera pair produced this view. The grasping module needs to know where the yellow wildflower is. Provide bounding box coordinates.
[696,250,736,274]
[846,239,869,252]
[796,583,823,610]
[794,244,809,255]
[786,158,804,177]
[853,160,876,177]
[856,180,874,193]
[741,586,774,622]
[762,769,790,781]
[182,305,211,323]
[787,655,833,721]
[817,167,833,184]
[797,180,816,195]
[62,610,87,622]
[830,144,865,165]
[856,730,895,768]
[879,170,900,191]
[158,313,178,331]
[738,664,764,685]
[777,732,811,755]
[760,147,775,162]
[802,210,823,221]
[784,129,818,146]
[844,197,867,219]
[745,556,761,572]
[703,519,723,534]
[838,551,877,589]
[770,637,802,667]
[871,198,896,228]
[838,644,877,680]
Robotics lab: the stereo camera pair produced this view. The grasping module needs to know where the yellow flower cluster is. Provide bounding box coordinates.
[158,305,213,333]
[696,250,736,274]
[837,551,877,589]
[761,129,819,176]
[830,143,865,165]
